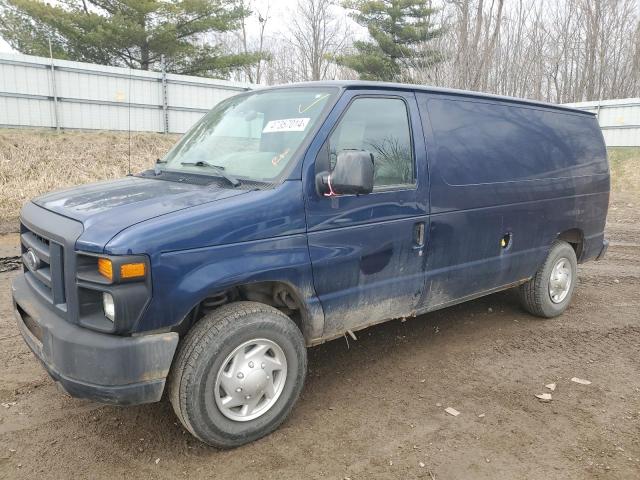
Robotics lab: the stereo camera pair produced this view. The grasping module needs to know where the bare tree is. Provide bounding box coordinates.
[224,0,638,100]
[289,0,351,81]
[632,18,640,95]
[236,0,271,84]
[415,0,639,102]
[263,37,307,84]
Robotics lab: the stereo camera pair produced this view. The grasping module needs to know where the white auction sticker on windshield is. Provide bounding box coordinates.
[263,118,310,133]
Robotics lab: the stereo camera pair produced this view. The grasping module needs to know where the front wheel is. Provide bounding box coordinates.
[168,302,307,448]
[518,240,578,318]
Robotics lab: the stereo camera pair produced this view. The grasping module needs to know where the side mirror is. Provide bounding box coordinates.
[316,150,374,196]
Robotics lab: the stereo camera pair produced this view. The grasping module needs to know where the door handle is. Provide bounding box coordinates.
[413,222,425,250]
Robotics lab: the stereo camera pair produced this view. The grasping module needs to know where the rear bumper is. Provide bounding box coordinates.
[12,274,178,405]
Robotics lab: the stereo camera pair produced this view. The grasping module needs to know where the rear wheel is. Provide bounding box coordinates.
[518,240,577,318]
[169,301,307,448]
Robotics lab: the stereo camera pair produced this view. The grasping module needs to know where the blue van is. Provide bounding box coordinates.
[12,81,609,447]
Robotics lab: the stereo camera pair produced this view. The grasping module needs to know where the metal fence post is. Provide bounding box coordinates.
[48,39,60,131]
[161,55,169,134]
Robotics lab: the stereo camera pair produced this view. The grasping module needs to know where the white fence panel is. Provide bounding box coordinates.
[0,52,252,133]
[0,95,54,128]
[563,98,640,147]
[5,52,634,145]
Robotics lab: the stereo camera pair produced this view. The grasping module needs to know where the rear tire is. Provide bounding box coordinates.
[518,240,577,318]
[168,301,307,448]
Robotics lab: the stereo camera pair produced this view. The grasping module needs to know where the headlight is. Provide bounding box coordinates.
[103,292,115,322]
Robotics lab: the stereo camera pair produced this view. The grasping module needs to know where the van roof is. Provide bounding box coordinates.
[271,80,593,116]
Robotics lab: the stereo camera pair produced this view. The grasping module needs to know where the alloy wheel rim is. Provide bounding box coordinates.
[548,257,572,304]
[214,338,287,422]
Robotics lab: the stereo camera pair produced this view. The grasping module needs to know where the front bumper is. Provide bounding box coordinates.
[12,274,178,405]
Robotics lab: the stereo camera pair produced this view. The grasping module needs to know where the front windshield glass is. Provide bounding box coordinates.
[161,87,338,183]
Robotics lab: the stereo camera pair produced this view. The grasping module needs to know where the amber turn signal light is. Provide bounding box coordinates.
[97,258,113,281]
[120,262,145,279]
[98,258,145,281]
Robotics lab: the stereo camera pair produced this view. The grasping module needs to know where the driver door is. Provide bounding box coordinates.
[303,90,429,338]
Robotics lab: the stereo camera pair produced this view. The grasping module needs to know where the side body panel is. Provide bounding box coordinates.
[417,92,609,311]
[303,89,430,339]
[149,234,323,341]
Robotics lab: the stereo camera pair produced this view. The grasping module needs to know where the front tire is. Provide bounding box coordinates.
[168,301,307,448]
[518,240,578,318]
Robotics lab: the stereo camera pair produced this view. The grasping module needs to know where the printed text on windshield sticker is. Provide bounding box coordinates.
[263,118,310,133]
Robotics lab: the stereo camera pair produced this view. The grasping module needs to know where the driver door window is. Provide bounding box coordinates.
[329,97,415,188]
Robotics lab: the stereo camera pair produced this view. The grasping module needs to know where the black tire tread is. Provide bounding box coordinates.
[168,301,295,444]
[518,240,576,318]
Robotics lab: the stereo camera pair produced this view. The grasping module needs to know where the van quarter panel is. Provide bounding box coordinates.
[417,93,609,309]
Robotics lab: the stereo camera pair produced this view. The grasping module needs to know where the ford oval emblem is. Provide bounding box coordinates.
[25,249,40,271]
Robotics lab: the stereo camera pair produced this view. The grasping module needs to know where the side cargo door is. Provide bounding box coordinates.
[415,93,610,311]
[302,90,430,339]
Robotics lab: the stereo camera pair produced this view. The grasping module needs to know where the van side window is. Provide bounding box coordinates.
[329,97,415,188]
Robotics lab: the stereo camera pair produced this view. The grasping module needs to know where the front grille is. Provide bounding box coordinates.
[21,223,66,309]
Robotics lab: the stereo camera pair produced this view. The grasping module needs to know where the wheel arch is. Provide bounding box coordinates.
[176,278,324,345]
[151,236,326,345]
[556,228,585,260]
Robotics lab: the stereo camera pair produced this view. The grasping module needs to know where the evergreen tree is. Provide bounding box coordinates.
[335,0,442,81]
[0,0,262,78]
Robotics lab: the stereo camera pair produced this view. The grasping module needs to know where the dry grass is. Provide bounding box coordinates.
[0,130,638,233]
[0,129,178,232]
[608,147,640,193]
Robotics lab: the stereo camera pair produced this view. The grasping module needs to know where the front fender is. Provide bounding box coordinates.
[138,234,325,343]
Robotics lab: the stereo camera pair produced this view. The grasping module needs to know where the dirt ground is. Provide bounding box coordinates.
[0,192,638,480]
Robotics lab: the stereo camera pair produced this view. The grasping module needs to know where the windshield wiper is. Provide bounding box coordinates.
[180,160,241,187]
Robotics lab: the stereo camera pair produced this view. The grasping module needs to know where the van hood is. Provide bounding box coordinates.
[33,176,249,252]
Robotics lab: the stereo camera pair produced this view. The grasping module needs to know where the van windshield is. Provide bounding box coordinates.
[160,87,338,183]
